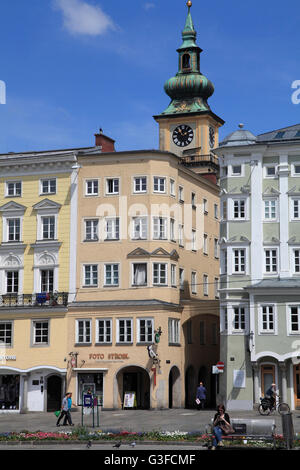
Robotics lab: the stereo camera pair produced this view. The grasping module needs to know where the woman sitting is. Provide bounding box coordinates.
[211,404,231,450]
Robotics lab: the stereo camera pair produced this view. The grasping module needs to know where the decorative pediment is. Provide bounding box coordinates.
[0,201,26,213]
[263,236,280,245]
[127,247,150,258]
[240,236,250,243]
[0,253,22,268]
[33,198,61,211]
[170,249,179,261]
[287,186,300,196]
[263,186,280,196]
[240,185,250,194]
[151,247,170,257]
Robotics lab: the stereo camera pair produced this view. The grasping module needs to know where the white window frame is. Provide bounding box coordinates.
[152,217,167,240]
[203,233,208,255]
[137,318,154,343]
[171,264,176,287]
[291,198,300,220]
[293,248,300,274]
[232,198,246,220]
[232,306,246,333]
[263,198,278,221]
[40,178,56,195]
[96,318,112,344]
[0,321,13,347]
[5,270,19,294]
[170,179,176,197]
[32,319,49,346]
[85,179,99,196]
[104,263,119,287]
[106,178,119,195]
[76,319,92,344]
[168,318,180,345]
[264,248,278,274]
[132,216,147,240]
[292,163,300,177]
[133,176,147,193]
[83,264,98,287]
[6,181,22,197]
[264,165,277,178]
[84,219,99,241]
[153,263,168,286]
[6,217,21,242]
[230,164,243,177]
[153,176,166,193]
[191,271,197,294]
[203,274,208,296]
[105,217,120,240]
[40,268,54,292]
[258,304,277,335]
[233,248,246,274]
[117,318,133,344]
[287,305,300,335]
[132,263,148,286]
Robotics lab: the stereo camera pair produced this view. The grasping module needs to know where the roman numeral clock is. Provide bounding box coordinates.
[154,1,224,175]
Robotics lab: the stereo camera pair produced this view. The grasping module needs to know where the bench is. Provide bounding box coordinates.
[206,418,277,449]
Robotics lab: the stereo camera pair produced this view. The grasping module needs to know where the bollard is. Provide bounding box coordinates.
[281,412,294,450]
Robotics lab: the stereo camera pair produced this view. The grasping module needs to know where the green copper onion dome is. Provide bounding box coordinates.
[161,1,214,115]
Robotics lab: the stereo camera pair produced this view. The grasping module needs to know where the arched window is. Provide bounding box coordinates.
[182,53,191,70]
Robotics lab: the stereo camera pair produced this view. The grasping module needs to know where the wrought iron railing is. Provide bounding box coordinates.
[180,153,219,166]
[0,292,68,308]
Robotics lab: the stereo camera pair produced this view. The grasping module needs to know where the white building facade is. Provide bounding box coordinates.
[215,124,300,410]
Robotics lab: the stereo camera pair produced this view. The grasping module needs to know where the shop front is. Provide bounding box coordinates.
[0,373,20,411]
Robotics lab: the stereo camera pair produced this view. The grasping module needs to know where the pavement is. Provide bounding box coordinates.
[0,408,299,435]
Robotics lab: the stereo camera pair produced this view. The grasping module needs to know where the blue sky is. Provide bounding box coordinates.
[0,0,299,153]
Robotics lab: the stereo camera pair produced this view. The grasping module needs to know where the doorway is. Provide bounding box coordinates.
[294,365,300,409]
[47,375,62,412]
[261,364,275,396]
[121,368,150,409]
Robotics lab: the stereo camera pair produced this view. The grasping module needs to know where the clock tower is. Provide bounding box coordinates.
[154,1,224,179]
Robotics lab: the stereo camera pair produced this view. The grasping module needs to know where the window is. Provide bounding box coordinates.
[233,307,246,331]
[191,229,196,251]
[178,186,184,202]
[294,164,300,176]
[203,198,208,214]
[96,319,112,344]
[221,307,228,332]
[214,203,218,219]
[42,216,55,240]
[6,181,21,197]
[117,319,133,343]
[265,249,278,273]
[203,234,208,254]
[76,320,91,344]
[294,250,300,273]
[106,178,119,195]
[85,219,99,241]
[289,306,300,334]
[168,318,180,344]
[265,166,276,178]
[86,179,99,196]
[214,238,219,258]
[132,263,147,286]
[274,131,285,139]
[7,218,20,242]
[0,322,12,346]
[104,264,119,286]
[214,278,219,298]
[137,318,154,343]
[178,224,184,247]
[6,271,18,294]
[171,264,176,287]
[105,217,120,240]
[191,192,196,208]
[41,179,56,194]
[41,269,54,292]
[221,249,228,275]
[33,320,49,345]
[222,201,227,220]
[170,179,175,197]
[170,218,175,242]
[84,264,98,287]
[233,249,246,273]
[179,268,184,290]
[132,217,147,239]
[264,199,277,220]
[203,274,208,296]
[153,217,167,240]
[260,305,275,333]
[233,199,246,219]
[232,165,242,176]
[134,176,147,193]
[153,263,167,285]
[292,199,300,219]
[153,177,166,193]
[191,271,197,294]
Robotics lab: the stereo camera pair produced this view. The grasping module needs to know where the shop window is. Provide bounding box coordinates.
[0,375,20,410]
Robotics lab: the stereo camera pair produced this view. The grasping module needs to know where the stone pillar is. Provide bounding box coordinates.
[279,362,288,404]
[20,374,28,413]
[252,363,260,405]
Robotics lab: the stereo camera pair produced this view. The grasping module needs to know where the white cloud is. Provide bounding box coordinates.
[54,0,116,36]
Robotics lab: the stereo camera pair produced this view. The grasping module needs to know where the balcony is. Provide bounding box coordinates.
[180,152,219,168]
[0,292,68,308]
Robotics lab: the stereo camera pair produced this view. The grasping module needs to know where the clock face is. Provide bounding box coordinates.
[209,126,215,148]
[172,125,194,147]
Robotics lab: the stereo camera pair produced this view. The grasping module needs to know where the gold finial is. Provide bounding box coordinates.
[187,1,192,7]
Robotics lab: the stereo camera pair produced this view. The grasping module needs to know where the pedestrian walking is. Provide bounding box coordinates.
[63,392,74,426]
[56,392,72,427]
[195,382,206,410]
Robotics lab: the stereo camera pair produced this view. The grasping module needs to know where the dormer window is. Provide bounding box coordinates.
[182,53,191,70]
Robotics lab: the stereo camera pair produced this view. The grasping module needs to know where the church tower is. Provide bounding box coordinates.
[154,1,224,180]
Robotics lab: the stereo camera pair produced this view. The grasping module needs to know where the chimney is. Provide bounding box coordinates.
[94,128,115,152]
